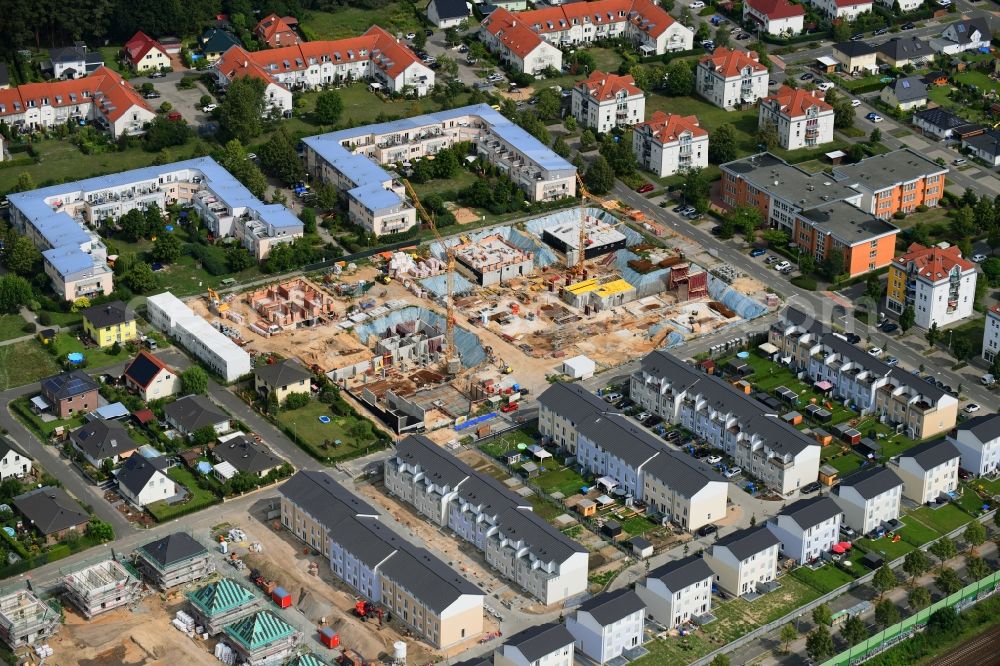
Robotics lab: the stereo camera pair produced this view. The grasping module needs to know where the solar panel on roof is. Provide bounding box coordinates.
[902,80,910,88]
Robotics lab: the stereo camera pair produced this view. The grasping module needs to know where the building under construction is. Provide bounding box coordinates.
[62,559,141,619]
[222,610,301,665]
[247,278,337,330]
[453,234,535,286]
[0,590,60,649]
[187,577,265,635]
[540,211,628,265]
[134,532,214,591]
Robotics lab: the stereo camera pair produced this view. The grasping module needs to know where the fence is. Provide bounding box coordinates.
[686,507,998,666]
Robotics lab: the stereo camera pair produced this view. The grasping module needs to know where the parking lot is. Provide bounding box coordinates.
[134,72,218,127]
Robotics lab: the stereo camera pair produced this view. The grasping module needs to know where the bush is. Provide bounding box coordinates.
[189,243,230,276]
[791,275,818,290]
[283,392,311,410]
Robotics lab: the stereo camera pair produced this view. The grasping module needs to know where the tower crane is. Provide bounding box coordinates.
[573,174,623,277]
[402,178,461,375]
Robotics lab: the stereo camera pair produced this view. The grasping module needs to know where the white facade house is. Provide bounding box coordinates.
[885,243,978,330]
[766,496,842,564]
[537,381,617,454]
[635,555,714,629]
[889,439,960,504]
[831,466,903,534]
[427,0,471,29]
[985,305,1000,363]
[630,350,821,496]
[478,12,563,75]
[696,48,769,110]
[384,435,589,605]
[146,292,253,383]
[0,440,31,481]
[632,112,709,177]
[805,0,873,20]
[931,18,992,55]
[879,76,928,112]
[949,414,1000,477]
[566,589,645,664]
[571,71,645,133]
[703,526,781,597]
[116,455,176,507]
[963,130,1000,168]
[742,0,805,36]
[495,623,575,666]
[758,86,835,150]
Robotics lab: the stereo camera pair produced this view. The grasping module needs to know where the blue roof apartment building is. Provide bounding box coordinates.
[302,104,576,236]
[8,157,302,300]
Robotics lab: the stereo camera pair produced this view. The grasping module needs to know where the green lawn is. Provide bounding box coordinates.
[953,483,991,516]
[275,399,388,462]
[0,340,61,390]
[791,563,858,593]
[898,515,941,547]
[954,70,1000,94]
[11,396,86,438]
[910,503,973,535]
[299,5,422,40]
[50,331,130,369]
[825,450,867,475]
[525,493,562,521]
[0,315,30,342]
[96,46,125,74]
[534,465,588,497]
[645,94,761,160]
[632,633,716,666]
[619,514,658,536]
[856,533,914,561]
[947,317,986,359]
[479,427,540,457]
[411,170,479,199]
[146,466,221,521]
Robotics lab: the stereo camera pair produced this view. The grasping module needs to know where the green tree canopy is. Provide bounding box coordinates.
[935,567,964,595]
[0,275,33,314]
[215,140,268,198]
[585,156,615,195]
[963,520,986,553]
[181,366,209,394]
[314,90,344,125]
[122,262,157,294]
[779,623,798,653]
[812,603,832,627]
[260,127,305,186]
[805,626,834,662]
[1,233,41,276]
[874,599,900,628]
[683,168,711,213]
[903,549,930,583]
[118,209,147,243]
[709,123,738,164]
[151,231,183,264]
[219,76,267,143]
[841,614,868,646]
[663,59,694,97]
[86,519,115,542]
[873,564,897,598]
[908,586,931,610]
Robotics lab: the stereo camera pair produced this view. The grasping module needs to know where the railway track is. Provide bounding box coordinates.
[929,623,1000,666]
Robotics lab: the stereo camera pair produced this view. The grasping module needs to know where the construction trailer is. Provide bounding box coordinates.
[223,610,301,666]
[0,590,60,649]
[187,577,266,635]
[62,559,141,619]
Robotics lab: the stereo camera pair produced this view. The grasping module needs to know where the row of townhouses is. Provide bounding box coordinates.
[7,157,303,300]
[768,308,959,439]
[301,104,577,236]
[630,350,822,496]
[279,470,485,648]
[213,25,436,112]
[383,435,589,605]
[479,0,694,75]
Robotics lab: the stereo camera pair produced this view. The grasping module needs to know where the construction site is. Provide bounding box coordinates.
[62,558,142,619]
[0,589,60,651]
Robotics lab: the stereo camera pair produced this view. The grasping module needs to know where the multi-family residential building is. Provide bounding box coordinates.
[80,301,136,348]
[703,526,781,597]
[571,71,645,133]
[566,589,645,664]
[879,76,928,111]
[280,471,484,648]
[886,243,977,329]
[831,467,904,534]
[632,111,708,177]
[758,86,835,150]
[46,44,105,80]
[804,0,873,20]
[123,32,170,73]
[793,200,900,277]
[479,0,693,74]
[630,350,821,496]
[832,41,879,74]
[146,292,253,382]
[575,411,729,530]
[214,25,435,111]
[766,496,842,564]
[302,105,575,236]
[495,622,575,666]
[931,18,992,55]
[743,0,805,36]
[254,14,300,48]
[696,48,769,110]
[0,438,31,481]
[985,305,1000,363]
[635,555,714,628]
[537,381,619,454]
[384,435,589,605]
[949,414,1000,477]
[830,149,946,218]
[877,37,933,68]
[769,308,959,440]
[889,439,960,504]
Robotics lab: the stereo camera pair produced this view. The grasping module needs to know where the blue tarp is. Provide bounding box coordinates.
[354,306,486,369]
[708,274,767,320]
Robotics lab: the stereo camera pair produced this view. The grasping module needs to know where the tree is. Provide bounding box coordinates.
[535,89,561,120]
[585,156,615,195]
[219,76,266,143]
[151,231,182,263]
[727,206,762,240]
[930,536,957,569]
[926,322,940,348]
[908,586,931,610]
[118,209,147,242]
[122,263,157,294]
[412,30,427,50]
[143,115,193,151]
[935,567,963,595]
[780,623,798,653]
[564,115,577,131]
[826,90,856,129]
[799,254,816,275]
[805,626,834,662]
[709,123,738,164]
[865,273,882,302]
[716,25,732,48]
[300,207,317,235]
[899,305,915,333]
[821,248,846,281]
[215,140,268,198]
[86,519,114,542]
[144,203,165,239]
[683,168,711,213]
[763,229,789,246]
[227,246,255,272]
[579,129,597,151]
[709,656,730,666]
[229,471,258,494]
[903,550,930,585]
[191,425,218,446]
[963,520,986,554]
[874,599,900,628]
[0,275,33,314]
[313,89,344,126]
[952,336,971,362]
[663,59,694,96]
[181,366,209,394]
[812,603,832,627]
[283,392,310,410]
[552,135,571,158]
[869,127,882,144]
[11,172,35,193]
[757,121,779,150]
[259,128,304,186]
[841,615,868,646]
[951,205,977,240]
[966,555,990,581]
[980,257,1000,286]
[873,564,896,598]
[1,234,41,276]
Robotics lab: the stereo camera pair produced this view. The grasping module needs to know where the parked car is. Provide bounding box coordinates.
[202,103,217,112]
[801,482,822,494]
[636,183,655,194]
[689,1,706,8]
[971,253,987,262]
[764,255,778,265]
[711,225,724,236]
[779,265,794,274]
[816,81,834,91]
[851,99,862,107]
[953,158,967,166]
[774,260,792,271]
[880,322,898,333]
[850,33,865,41]
[635,411,651,422]
[750,247,767,257]
[846,333,861,344]
[686,212,704,221]
[873,27,888,36]
[866,112,883,122]
[724,467,742,479]
[736,32,750,40]
[604,392,623,403]
[698,524,718,537]
[799,72,814,81]
[673,203,688,212]
[706,455,722,464]
[964,403,981,414]
[144,92,160,99]
[901,22,915,30]
[868,346,883,357]
[149,71,167,78]
[840,525,857,538]
[405,32,417,39]
[885,356,899,366]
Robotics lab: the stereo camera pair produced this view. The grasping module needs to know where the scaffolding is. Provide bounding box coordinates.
[0,590,60,649]
[63,559,142,619]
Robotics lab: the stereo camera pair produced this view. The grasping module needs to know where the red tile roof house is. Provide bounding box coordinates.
[255,14,301,49]
[124,31,171,73]
[743,0,805,37]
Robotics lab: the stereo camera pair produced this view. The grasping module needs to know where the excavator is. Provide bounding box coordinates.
[206,287,228,315]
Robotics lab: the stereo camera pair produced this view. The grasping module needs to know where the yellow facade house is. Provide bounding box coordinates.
[254,359,312,403]
[81,301,137,347]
